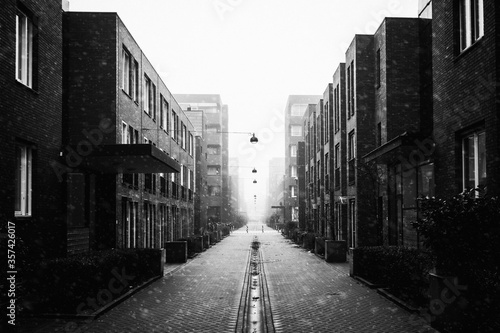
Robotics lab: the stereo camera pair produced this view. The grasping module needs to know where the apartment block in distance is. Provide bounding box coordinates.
[176,94,230,227]
[63,12,195,253]
[1,0,66,258]
[284,95,320,226]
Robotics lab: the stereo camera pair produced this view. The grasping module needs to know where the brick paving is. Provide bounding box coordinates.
[258,228,437,333]
[19,225,437,333]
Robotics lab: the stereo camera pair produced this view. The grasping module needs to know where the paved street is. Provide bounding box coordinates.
[21,223,436,332]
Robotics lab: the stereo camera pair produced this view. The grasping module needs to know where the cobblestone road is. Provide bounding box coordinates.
[20,224,437,332]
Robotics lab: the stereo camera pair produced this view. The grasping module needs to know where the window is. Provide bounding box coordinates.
[16,9,34,87]
[133,60,139,101]
[15,144,32,216]
[290,165,297,178]
[208,186,221,196]
[171,110,178,141]
[290,144,297,157]
[347,61,355,118]
[348,130,355,160]
[334,84,340,133]
[181,123,187,150]
[291,125,302,137]
[335,144,340,189]
[144,76,151,115]
[375,49,381,88]
[377,122,382,147]
[290,185,297,197]
[207,165,220,175]
[206,125,219,133]
[207,145,220,155]
[323,102,329,143]
[459,0,484,52]
[160,96,169,130]
[151,83,156,121]
[189,133,194,156]
[462,130,486,191]
[122,48,131,95]
[291,104,308,116]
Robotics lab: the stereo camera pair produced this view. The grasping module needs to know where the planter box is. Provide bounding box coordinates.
[203,235,210,250]
[428,273,466,332]
[325,240,347,263]
[164,241,188,263]
[314,237,325,257]
[349,247,355,276]
[193,236,203,253]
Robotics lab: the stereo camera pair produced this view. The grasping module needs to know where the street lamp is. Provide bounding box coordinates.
[216,131,259,144]
[253,179,257,184]
[252,168,257,173]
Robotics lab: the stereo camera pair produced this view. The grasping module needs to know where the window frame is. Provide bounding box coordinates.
[458,0,484,52]
[16,9,34,87]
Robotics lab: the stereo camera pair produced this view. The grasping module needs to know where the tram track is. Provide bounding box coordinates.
[235,236,275,333]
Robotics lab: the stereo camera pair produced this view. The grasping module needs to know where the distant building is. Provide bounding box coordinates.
[284,95,321,226]
[267,157,285,227]
[176,94,230,227]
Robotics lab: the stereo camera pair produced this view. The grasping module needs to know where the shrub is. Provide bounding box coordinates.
[353,246,434,307]
[20,248,162,314]
[413,189,500,330]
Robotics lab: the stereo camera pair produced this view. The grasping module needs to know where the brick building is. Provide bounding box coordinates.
[1,0,66,258]
[363,18,433,248]
[332,63,348,243]
[431,0,499,197]
[62,12,194,253]
[284,95,320,226]
[176,94,231,227]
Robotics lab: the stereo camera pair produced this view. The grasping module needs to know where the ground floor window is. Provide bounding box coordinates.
[462,130,486,193]
[15,144,32,216]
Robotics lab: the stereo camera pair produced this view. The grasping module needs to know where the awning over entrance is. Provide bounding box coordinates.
[362,132,425,165]
[72,144,181,174]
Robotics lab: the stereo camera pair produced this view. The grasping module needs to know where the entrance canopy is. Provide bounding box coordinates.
[71,144,181,174]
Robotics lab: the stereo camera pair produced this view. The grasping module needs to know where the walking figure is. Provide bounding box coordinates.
[246,226,248,233]
[262,225,264,233]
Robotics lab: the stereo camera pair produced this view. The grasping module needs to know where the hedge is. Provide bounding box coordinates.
[353,246,434,307]
[20,248,162,314]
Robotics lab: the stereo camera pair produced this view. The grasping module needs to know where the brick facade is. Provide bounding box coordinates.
[0,0,65,258]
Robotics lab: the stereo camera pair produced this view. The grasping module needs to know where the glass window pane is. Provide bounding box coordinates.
[478,131,486,187]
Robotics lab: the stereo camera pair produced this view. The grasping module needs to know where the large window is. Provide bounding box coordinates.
[459,0,484,52]
[334,84,340,133]
[462,130,486,191]
[160,96,169,131]
[291,104,308,117]
[16,9,34,87]
[207,165,220,175]
[291,125,302,137]
[121,48,131,95]
[347,61,355,118]
[15,144,32,216]
[207,145,220,155]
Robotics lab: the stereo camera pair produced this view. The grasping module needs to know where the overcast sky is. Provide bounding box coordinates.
[68,0,418,218]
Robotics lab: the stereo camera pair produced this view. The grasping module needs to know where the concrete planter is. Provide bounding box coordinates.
[325,240,347,263]
[164,241,188,263]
